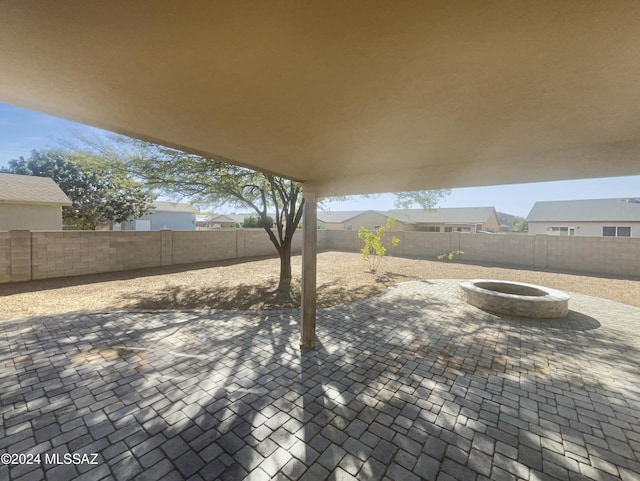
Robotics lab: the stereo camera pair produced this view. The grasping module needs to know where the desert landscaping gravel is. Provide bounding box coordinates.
[0,251,638,320]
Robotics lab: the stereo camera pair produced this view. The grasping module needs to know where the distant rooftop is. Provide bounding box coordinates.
[387,207,497,224]
[317,210,382,223]
[153,201,197,213]
[527,198,640,222]
[316,207,498,224]
[0,173,72,206]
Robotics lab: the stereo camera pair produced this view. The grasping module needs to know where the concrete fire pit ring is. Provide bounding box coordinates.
[460,279,570,318]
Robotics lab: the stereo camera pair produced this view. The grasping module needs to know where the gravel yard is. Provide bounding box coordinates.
[1,251,639,320]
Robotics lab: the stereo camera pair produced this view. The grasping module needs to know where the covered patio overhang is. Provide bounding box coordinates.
[2,1,640,347]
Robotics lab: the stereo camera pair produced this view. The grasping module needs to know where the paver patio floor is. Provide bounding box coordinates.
[1,280,639,481]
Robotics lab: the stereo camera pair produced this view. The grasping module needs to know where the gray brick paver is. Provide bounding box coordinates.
[45,463,79,481]
[175,449,205,478]
[1,281,640,481]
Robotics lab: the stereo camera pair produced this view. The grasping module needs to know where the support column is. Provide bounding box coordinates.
[301,192,317,349]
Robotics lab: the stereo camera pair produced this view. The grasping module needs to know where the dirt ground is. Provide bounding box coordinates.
[1,251,639,320]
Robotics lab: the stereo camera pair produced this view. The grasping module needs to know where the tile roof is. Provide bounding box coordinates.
[0,173,72,206]
[527,198,640,222]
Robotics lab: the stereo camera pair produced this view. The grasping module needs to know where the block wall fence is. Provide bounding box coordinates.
[0,229,638,284]
[323,230,640,277]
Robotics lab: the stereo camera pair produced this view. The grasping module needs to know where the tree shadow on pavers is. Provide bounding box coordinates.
[3,282,640,481]
[373,271,414,284]
[119,281,402,311]
[465,309,602,332]
[120,283,301,310]
[321,284,640,480]
[0,309,296,480]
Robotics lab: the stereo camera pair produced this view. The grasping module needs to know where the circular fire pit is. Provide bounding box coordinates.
[459,279,569,318]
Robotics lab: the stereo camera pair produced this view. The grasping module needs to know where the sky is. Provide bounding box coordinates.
[1,102,639,218]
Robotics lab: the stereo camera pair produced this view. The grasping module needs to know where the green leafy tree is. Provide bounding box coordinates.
[72,133,451,293]
[106,136,304,293]
[392,190,451,209]
[358,218,400,273]
[2,150,153,230]
[512,216,528,232]
[243,215,274,228]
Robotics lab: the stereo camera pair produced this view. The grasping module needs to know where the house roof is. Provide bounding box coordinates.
[208,213,244,223]
[209,213,275,223]
[317,207,497,225]
[527,198,640,222]
[496,212,516,227]
[388,207,497,225]
[2,3,640,197]
[0,173,72,206]
[152,201,196,213]
[317,210,388,224]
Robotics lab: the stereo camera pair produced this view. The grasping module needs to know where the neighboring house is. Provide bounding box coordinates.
[195,213,228,229]
[198,213,244,229]
[388,207,501,233]
[0,173,72,230]
[317,210,411,231]
[199,213,280,229]
[527,197,640,237]
[195,213,212,228]
[317,207,501,233]
[122,201,196,231]
[496,212,516,231]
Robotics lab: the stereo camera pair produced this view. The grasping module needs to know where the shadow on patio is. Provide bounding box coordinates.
[0,280,639,480]
[116,275,413,311]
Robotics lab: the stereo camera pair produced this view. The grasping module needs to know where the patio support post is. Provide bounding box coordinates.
[301,191,317,349]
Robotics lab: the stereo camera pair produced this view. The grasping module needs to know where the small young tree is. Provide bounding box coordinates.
[358,218,400,273]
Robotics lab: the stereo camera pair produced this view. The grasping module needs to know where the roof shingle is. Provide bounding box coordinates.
[527,198,640,222]
[0,173,72,206]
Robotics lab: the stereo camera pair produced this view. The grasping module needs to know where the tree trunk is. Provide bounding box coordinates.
[277,241,292,292]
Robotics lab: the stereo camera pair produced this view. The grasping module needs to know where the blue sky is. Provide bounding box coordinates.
[1,102,639,217]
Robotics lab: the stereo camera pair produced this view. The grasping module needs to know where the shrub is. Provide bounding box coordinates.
[437,250,464,261]
[358,218,400,273]
[243,215,273,228]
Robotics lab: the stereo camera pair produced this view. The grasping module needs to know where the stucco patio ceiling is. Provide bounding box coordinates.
[1,1,640,197]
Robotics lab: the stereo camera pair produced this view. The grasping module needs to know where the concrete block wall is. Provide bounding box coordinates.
[30,231,161,279]
[236,229,304,258]
[1,228,309,283]
[317,230,329,251]
[0,232,12,282]
[545,236,640,277]
[322,230,640,277]
[9,230,32,282]
[459,234,535,266]
[1,228,639,284]
[324,230,361,253]
[533,235,548,268]
[172,231,238,264]
[402,232,457,258]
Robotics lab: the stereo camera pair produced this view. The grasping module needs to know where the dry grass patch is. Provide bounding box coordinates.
[0,251,638,320]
